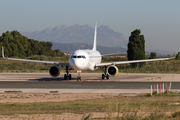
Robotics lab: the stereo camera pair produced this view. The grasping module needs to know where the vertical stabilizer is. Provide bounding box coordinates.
[92,23,97,51]
[2,47,5,58]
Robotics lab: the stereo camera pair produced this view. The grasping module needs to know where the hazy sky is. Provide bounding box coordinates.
[0,0,180,52]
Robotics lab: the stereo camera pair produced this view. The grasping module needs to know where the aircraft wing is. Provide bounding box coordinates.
[4,57,69,66]
[2,47,69,66]
[95,57,174,67]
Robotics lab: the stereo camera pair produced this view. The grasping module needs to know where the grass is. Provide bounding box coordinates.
[118,60,180,73]
[0,93,180,119]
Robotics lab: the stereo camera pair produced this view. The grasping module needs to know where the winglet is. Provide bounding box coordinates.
[2,47,5,58]
[92,23,97,51]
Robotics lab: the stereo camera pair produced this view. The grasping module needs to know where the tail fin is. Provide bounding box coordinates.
[2,47,5,58]
[92,23,97,51]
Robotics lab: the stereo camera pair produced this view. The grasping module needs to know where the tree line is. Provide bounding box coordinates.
[0,30,64,58]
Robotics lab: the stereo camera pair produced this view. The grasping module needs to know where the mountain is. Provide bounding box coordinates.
[21,24,174,56]
[51,42,127,54]
[21,24,128,48]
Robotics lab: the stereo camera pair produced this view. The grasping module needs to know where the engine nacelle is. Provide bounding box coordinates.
[49,65,60,77]
[107,65,118,77]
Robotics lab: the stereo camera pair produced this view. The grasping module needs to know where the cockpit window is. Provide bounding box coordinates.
[71,55,86,59]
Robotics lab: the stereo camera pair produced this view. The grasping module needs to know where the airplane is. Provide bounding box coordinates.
[2,23,173,81]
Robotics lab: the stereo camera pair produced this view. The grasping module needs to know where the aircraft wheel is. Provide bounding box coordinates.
[102,74,105,79]
[106,74,109,79]
[77,77,81,81]
[69,74,72,80]
[64,74,67,80]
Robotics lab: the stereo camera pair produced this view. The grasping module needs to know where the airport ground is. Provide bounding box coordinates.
[0,72,180,102]
[0,73,179,93]
[0,72,179,82]
[0,73,180,119]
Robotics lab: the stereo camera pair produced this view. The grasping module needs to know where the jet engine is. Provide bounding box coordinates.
[107,65,118,77]
[49,65,60,77]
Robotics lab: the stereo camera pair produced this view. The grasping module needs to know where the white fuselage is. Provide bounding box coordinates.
[69,50,101,71]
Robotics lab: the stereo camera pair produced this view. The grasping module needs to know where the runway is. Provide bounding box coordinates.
[0,81,179,89]
[0,73,179,93]
[0,73,179,82]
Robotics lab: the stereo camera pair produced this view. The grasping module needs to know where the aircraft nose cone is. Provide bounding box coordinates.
[69,59,86,71]
[74,60,84,70]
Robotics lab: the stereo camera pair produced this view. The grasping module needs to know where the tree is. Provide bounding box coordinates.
[175,52,180,60]
[27,49,33,57]
[53,49,65,57]
[127,29,145,68]
[149,52,157,59]
[10,43,18,57]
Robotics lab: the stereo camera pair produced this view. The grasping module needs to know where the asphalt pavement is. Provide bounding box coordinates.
[0,73,179,93]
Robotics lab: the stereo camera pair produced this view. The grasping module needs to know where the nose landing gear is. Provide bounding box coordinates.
[77,71,81,81]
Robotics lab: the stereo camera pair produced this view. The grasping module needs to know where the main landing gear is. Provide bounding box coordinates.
[77,71,81,81]
[101,66,109,80]
[64,66,72,80]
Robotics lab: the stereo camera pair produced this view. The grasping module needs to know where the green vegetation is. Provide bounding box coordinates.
[101,56,180,74]
[175,52,180,60]
[127,29,145,68]
[0,57,68,73]
[0,93,180,119]
[117,59,180,73]
[149,52,157,59]
[102,56,127,63]
[0,30,64,58]
[102,54,180,73]
[0,57,179,73]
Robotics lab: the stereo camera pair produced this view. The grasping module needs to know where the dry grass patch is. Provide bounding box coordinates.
[0,93,180,119]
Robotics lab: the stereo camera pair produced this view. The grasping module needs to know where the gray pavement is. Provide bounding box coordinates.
[0,73,179,82]
[0,73,179,93]
[0,81,179,89]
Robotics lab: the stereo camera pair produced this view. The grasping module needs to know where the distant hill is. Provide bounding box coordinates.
[146,49,174,56]
[51,42,127,54]
[22,24,128,48]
